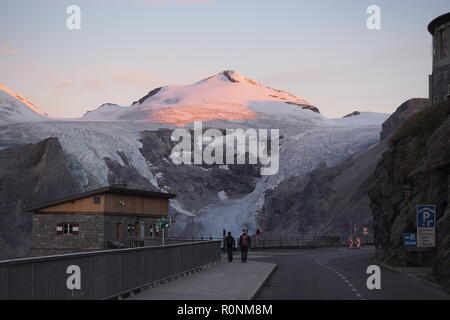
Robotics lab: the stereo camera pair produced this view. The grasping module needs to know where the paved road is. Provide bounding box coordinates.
[249,247,450,300]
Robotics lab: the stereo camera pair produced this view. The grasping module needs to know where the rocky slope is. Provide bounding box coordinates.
[368,101,450,290]
[380,98,429,140]
[258,99,429,239]
[0,138,81,259]
[259,141,387,238]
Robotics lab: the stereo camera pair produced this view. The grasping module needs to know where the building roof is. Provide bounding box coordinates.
[428,12,450,35]
[25,186,177,212]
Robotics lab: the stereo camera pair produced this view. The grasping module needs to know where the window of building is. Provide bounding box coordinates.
[433,36,438,60]
[56,223,79,235]
[443,29,448,57]
[93,196,101,204]
[439,29,448,58]
[64,223,73,234]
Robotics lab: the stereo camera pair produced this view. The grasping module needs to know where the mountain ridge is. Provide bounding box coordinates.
[0,84,49,124]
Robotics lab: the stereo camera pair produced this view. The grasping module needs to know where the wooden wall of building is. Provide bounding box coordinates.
[38,195,106,213]
[104,194,169,216]
[37,193,169,216]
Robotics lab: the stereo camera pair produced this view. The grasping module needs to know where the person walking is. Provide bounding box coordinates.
[239,230,251,263]
[223,232,235,262]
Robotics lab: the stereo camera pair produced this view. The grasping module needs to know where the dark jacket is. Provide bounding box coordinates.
[224,235,235,249]
[239,234,251,249]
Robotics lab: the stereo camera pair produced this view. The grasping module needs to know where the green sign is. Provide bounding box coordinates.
[156,218,171,229]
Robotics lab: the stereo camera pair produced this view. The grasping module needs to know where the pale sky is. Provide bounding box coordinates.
[0,0,449,118]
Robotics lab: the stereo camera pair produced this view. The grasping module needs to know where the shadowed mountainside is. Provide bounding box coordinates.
[369,101,450,291]
[258,99,429,239]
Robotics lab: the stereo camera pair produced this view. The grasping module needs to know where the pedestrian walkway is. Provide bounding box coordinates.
[128,260,276,300]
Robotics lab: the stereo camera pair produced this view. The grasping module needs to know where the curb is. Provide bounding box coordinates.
[375,260,445,290]
[250,264,277,300]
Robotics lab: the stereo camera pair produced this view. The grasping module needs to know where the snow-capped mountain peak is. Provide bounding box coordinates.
[220,70,250,83]
[82,70,322,126]
[0,84,46,116]
[0,84,49,124]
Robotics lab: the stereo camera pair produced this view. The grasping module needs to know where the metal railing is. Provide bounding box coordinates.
[250,236,341,249]
[140,236,341,249]
[0,240,221,300]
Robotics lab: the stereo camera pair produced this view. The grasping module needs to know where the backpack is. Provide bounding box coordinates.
[241,235,249,247]
[225,236,234,247]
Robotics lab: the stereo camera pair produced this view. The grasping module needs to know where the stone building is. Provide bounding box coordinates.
[27,186,176,256]
[428,12,450,104]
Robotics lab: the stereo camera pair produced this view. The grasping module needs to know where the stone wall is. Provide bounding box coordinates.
[430,64,450,105]
[31,213,104,256]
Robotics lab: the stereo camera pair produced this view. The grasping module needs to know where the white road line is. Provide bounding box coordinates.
[315,255,365,300]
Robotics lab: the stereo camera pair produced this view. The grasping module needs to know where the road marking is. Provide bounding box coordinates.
[315,253,365,301]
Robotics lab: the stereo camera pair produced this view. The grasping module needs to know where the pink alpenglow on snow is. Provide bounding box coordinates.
[81,70,319,126]
[0,84,49,124]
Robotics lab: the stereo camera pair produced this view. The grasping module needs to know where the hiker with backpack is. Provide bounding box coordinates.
[239,230,251,263]
[223,232,236,262]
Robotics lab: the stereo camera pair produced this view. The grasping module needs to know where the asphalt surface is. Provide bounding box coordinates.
[250,247,450,300]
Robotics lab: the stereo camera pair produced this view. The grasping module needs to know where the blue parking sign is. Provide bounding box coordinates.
[403,233,417,247]
[417,205,436,228]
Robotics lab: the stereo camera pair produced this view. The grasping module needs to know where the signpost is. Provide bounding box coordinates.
[156,217,171,246]
[417,205,436,248]
[403,233,417,247]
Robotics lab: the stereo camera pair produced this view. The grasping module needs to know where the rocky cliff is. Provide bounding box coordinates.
[368,101,450,290]
[0,138,82,259]
[380,98,429,140]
